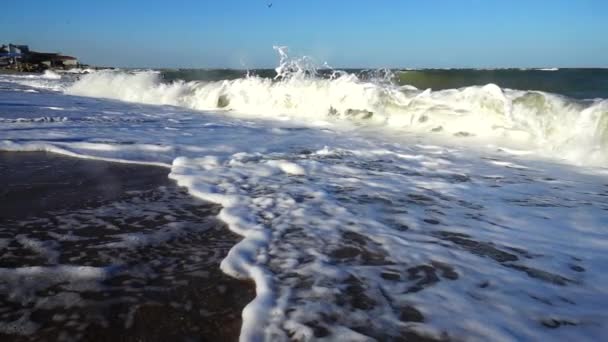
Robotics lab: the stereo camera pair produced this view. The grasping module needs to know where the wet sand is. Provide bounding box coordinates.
[0,151,254,341]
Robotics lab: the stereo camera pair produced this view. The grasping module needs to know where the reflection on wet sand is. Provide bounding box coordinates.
[0,152,254,341]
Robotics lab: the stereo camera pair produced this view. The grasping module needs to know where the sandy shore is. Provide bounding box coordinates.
[0,151,254,341]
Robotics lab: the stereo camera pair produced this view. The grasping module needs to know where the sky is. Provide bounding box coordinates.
[1,0,607,68]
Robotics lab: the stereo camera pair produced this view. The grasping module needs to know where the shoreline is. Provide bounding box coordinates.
[0,66,106,75]
[0,151,254,341]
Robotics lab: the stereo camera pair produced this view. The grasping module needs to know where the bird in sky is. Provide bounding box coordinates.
[267,2,272,8]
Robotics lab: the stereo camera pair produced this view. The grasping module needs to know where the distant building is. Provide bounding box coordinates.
[1,43,79,71]
[0,45,9,66]
[9,44,29,54]
[56,55,78,67]
[25,52,78,68]
[0,44,24,67]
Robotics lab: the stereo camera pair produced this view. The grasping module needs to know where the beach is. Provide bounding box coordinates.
[1,61,607,341]
[0,151,254,341]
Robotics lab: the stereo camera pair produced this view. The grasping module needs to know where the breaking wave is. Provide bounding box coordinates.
[3,48,608,341]
[62,48,607,166]
[42,70,62,80]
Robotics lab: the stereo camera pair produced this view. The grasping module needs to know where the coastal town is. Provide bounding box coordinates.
[0,43,82,72]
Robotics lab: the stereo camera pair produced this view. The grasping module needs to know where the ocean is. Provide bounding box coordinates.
[1,50,607,341]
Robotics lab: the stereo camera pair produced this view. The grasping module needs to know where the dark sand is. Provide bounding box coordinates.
[0,151,254,341]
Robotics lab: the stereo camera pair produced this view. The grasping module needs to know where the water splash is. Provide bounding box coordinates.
[19,47,603,166]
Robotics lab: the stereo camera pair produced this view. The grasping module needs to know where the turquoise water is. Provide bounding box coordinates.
[161,68,608,99]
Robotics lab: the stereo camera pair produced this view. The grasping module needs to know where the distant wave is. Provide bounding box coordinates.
[1,48,605,166]
[66,60,608,166]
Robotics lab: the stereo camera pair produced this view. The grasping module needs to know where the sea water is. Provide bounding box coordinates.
[1,48,608,341]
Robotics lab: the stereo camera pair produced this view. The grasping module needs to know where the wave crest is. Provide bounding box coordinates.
[65,65,608,165]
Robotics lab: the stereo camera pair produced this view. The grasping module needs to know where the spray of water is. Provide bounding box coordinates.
[61,47,608,165]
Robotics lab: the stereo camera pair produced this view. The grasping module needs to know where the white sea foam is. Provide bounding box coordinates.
[55,67,98,74]
[169,145,608,341]
[0,73,67,92]
[64,55,608,166]
[42,70,62,79]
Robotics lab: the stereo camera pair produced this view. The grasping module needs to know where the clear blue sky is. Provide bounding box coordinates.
[2,0,607,68]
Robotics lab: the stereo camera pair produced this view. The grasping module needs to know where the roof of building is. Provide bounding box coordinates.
[55,55,77,61]
[0,53,22,58]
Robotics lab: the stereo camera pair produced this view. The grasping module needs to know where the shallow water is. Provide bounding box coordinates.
[0,152,253,341]
[1,63,608,341]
